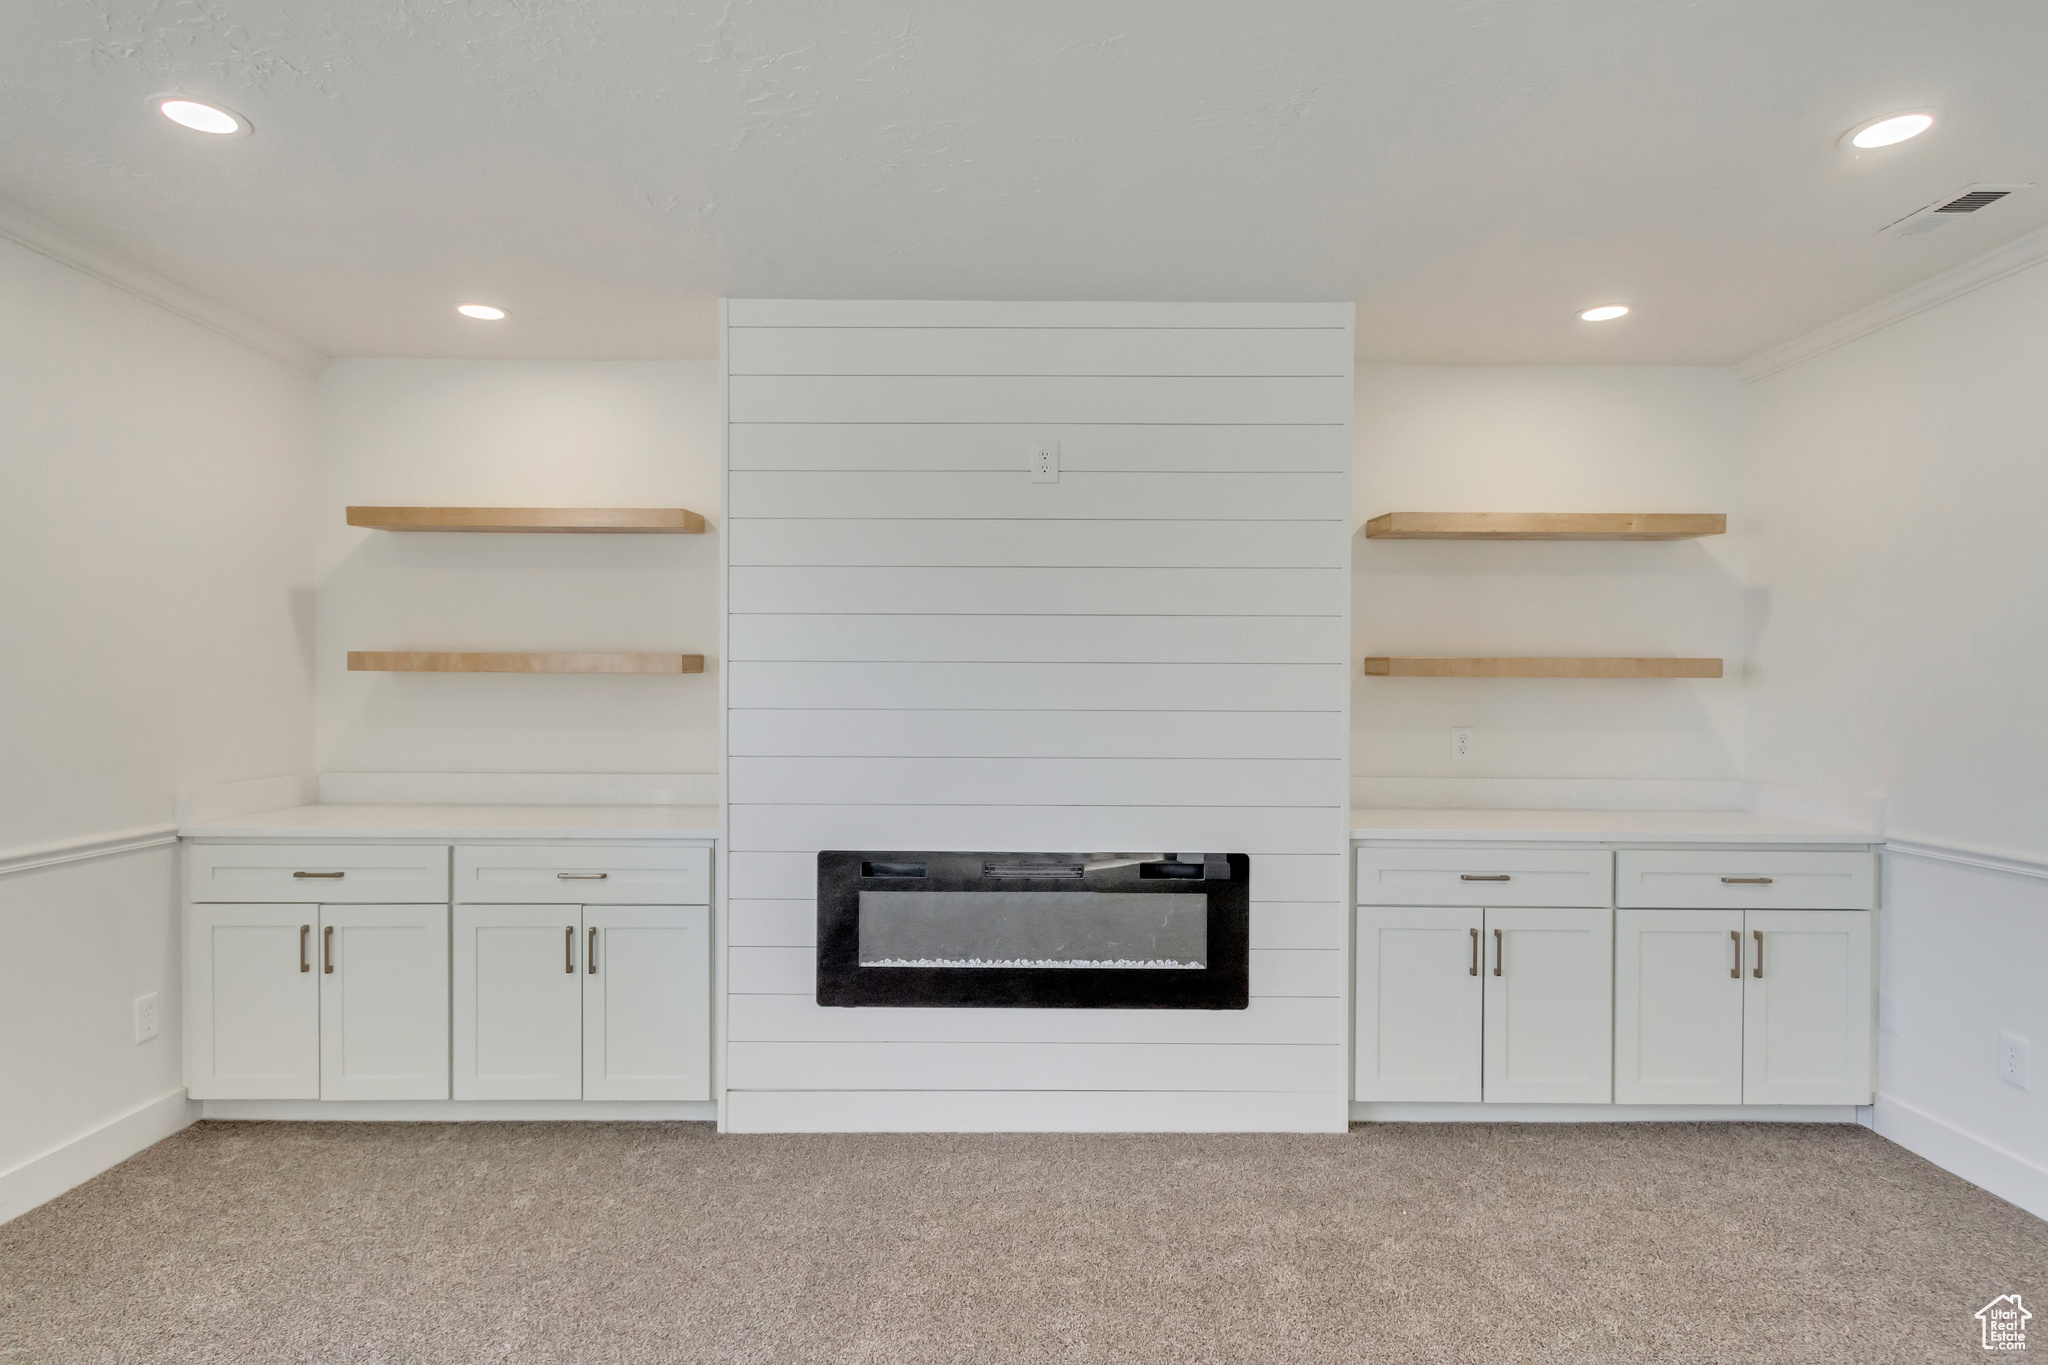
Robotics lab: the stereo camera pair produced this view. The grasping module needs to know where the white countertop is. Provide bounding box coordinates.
[1351,809,1879,845]
[180,804,719,841]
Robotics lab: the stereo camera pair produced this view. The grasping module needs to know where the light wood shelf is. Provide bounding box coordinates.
[348,652,704,675]
[1364,656,1723,679]
[347,507,706,534]
[1364,512,1725,540]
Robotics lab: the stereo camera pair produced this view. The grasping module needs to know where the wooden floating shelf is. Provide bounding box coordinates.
[1365,512,1726,540]
[1364,657,1724,679]
[348,652,703,675]
[347,507,705,534]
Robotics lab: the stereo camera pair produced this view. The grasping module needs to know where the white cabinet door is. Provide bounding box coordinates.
[1355,907,1482,1102]
[1615,909,1744,1105]
[319,904,450,1101]
[1743,909,1872,1105]
[453,905,583,1100]
[185,904,320,1100]
[1482,907,1613,1104]
[583,905,710,1101]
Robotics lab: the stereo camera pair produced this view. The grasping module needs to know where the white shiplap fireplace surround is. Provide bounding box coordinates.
[720,300,1355,1132]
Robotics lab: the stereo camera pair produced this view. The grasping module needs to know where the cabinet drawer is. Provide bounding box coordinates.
[453,845,711,905]
[1616,851,1876,910]
[1355,848,1612,907]
[187,844,450,903]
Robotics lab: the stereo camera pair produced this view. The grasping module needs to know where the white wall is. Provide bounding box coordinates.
[721,301,1354,1133]
[1352,366,1746,806]
[1742,262,2048,1216]
[0,232,316,1217]
[315,361,720,777]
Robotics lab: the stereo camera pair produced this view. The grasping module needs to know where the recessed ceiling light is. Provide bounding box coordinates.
[1579,305,1630,322]
[153,97,249,137]
[1845,110,1936,150]
[456,304,508,321]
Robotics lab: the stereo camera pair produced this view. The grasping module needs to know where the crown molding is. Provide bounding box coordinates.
[0,198,326,375]
[1737,225,2048,384]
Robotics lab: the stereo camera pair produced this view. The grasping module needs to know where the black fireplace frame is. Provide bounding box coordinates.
[815,850,1249,1009]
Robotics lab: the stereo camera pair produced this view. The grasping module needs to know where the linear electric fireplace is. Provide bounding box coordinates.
[816,851,1249,1009]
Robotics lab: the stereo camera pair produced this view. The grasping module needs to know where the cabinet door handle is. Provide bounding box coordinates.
[1469,927,1479,977]
[588,927,598,975]
[1461,874,1510,882]
[1753,929,1764,979]
[1730,929,1741,979]
[323,925,334,974]
[300,924,311,973]
[556,872,608,880]
[293,870,344,879]
[565,926,576,974]
[1492,927,1503,977]
[1721,876,1773,885]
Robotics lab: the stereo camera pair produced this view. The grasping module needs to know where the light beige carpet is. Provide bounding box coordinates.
[1,1121,2041,1363]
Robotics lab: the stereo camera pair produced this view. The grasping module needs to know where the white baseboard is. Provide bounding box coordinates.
[201,1099,718,1122]
[0,1088,199,1225]
[1352,777,1749,811]
[1871,1092,2048,1220]
[724,1089,1349,1133]
[1353,1102,1859,1123]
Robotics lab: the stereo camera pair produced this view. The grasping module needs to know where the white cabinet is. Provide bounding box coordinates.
[1616,851,1876,911]
[1355,848,1612,907]
[318,904,450,1100]
[1355,907,1482,1102]
[453,903,711,1102]
[1615,909,1745,1104]
[1482,907,1613,1104]
[452,846,711,906]
[1615,908,1872,1106]
[186,904,321,1100]
[1743,910,1872,1105]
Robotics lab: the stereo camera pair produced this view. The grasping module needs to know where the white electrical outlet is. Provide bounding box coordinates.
[2001,1032,2030,1089]
[1877,992,1899,1036]
[1031,440,1060,483]
[1450,727,1474,763]
[133,993,160,1044]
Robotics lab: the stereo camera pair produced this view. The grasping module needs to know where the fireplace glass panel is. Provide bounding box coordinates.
[857,891,1208,969]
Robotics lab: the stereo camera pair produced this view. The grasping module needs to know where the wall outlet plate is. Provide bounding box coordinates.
[133,992,160,1043]
[1450,727,1474,763]
[1878,992,1899,1036]
[1031,440,1060,483]
[2001,1032,2030,1089]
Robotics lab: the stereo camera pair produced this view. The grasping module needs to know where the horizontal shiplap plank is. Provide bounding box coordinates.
[728,327,1349,378]
[722,1088,1347,1133]
[727,992,1343,1044]
[727,519,1346,569]
[728,471,1346,521]
[727,851,1344,902]
[728,708,1345,758]
[728,946,1342,998]
[730,375,1351,426]
[728,615,1347,665]
[729,756,1344,807]
[726,1041,1341,1092]
[726,661,1345,712]
[728,423,1348,473]
[728,899,1343,950]
[726,300,1354,329]
[730,568,1343,617]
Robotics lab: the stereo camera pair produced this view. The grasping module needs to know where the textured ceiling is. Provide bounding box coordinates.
[1,1,2044,362]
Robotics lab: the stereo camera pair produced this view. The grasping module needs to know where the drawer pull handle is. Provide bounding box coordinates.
[300,924,311,973]
[566,926,576,974]
[1469,927,1479,976]
[557,872,609,880]
[1753,929,1764,979]
[1721,876,1773,885]
[1493,927,1503,977]
[1730,929,1741,979]
[293,871,345,879]
[588,927,598,975]
[323,925,334,974]
[1461,874,1511,882]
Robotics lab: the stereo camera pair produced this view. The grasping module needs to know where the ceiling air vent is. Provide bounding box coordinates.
[1881,183,2034,237]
